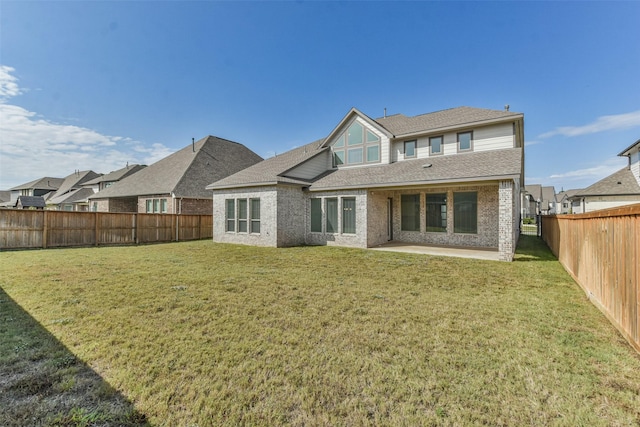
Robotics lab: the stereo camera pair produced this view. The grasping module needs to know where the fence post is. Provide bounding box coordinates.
[42,210,48,249]
[134,213,139,244]
[537,214,542,237]
[94,212,99,247]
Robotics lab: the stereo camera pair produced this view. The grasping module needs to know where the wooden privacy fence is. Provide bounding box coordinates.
[541,204,640,353]
[0,210,212,250]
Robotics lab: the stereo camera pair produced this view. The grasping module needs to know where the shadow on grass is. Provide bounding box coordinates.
[0,288,149,427]
[514,235,558,262]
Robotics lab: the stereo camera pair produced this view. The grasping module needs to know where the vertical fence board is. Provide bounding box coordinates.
[0,209,212,250]
[542,203,640,353]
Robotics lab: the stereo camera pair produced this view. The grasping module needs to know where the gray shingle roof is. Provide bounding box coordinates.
[16,196,46,208]
[9,177,64,191]
[91,136,263,199]
[309,148,522,191]
[574,167,640,197]
[374,106,522,137]
[52,170,101,197]
[83,164,146,185]
[207,140,327,190]
[48,188,96,205]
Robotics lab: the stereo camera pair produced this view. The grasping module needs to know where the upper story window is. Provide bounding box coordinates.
[404,140,416,159]
[429,136,443,155]
[333,121,380,167]
[457,131,473,152]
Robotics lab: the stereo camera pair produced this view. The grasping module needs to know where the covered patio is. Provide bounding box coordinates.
[369,241,501,261]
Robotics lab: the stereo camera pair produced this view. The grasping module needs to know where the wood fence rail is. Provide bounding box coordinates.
[0,210,212,250]
[541,204,640,353]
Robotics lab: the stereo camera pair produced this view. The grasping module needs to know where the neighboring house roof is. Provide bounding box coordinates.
[618,138,640,157]
[51,170,101,199]
[0,191,10,203]
[16,196,46,208]
[523,184,542,201]
[9,177,64,191]
[310,149,522,191]
[91,136,263,199]
[374,106,522,138]
[48,188,96,205]
[574,167,640,197]
[541,186,556,207]
[83,164,146,185]
[556,188,581,202]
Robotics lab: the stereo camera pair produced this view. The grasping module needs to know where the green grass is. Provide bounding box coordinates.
[1,236,639,426]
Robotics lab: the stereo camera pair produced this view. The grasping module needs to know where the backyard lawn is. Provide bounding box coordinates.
[1,236,639,426]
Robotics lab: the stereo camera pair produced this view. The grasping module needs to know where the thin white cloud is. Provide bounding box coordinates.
[549,157,625,180]
[540,110,640,138]
[0,66,172,189]
[524,140,542,147]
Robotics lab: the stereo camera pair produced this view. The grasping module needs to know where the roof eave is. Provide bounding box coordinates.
[309,174,520,192]
[618,138,640,157]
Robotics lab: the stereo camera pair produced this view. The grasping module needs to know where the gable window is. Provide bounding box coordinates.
[332,120,380,167]
[429,136,443,155]
[250,198,260,233]
[225,199,235,232]
[326,198,338,233]
[457,131,473,152]
[426,193,447,232]
[310,198,322,232]
[454,192,477,234]
[342,198,356,234]
[404,140,416,159]
[401,194,420,231]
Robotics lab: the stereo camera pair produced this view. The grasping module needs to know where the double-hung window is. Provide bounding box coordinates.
[225,199,235,232]
[457,131,473,152]
[250,198,260,233]
[429,136,443,155]
[237,199,248,232]
[454,192,477,234]
[401,194,421,231]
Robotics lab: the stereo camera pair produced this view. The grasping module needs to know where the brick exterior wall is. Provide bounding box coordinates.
[276,186,307,247]
[498,180,515,261]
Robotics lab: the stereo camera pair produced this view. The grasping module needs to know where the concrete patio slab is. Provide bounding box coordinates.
[369,241,501,261]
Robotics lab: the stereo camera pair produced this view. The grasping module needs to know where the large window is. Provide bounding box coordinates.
[225,199,235,232]
[457,131,473,152]
[401,194,421,231]
[429,136,443,155]
[226,198,260,234]
[310,198,322,232]
[342,198,356,234]
[326,198,338,233]
[332,121,380,167]
[454,192,477,234]
[426,193,447,232]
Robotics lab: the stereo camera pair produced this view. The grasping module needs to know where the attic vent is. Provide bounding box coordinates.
[617,181,622,185]
[504,104,510,112]
[422,163,432,168]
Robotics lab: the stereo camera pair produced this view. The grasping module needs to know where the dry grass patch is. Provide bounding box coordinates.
[1,237,639,426]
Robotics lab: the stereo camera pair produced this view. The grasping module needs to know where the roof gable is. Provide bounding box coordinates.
[10,177,64,191]
[320,108,392,149]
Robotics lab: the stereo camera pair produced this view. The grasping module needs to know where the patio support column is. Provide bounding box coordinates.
[498,180,515,261]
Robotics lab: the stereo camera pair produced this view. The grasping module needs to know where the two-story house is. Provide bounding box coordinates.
[207,106,525,261]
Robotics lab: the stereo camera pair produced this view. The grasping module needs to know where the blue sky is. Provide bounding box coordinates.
[1,1,639,192]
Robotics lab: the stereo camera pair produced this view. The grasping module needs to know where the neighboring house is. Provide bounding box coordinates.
[15,196,46,209]
[83,164,147,193]
[0,191,10,206]
[521,184,542,219]
[89,136,263,214]
[555,189,581,214]
[2,177,64,208]
[46,170,102,211]
[208,106,525,261]
[568,138,640,213]
[541,186,557,215]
